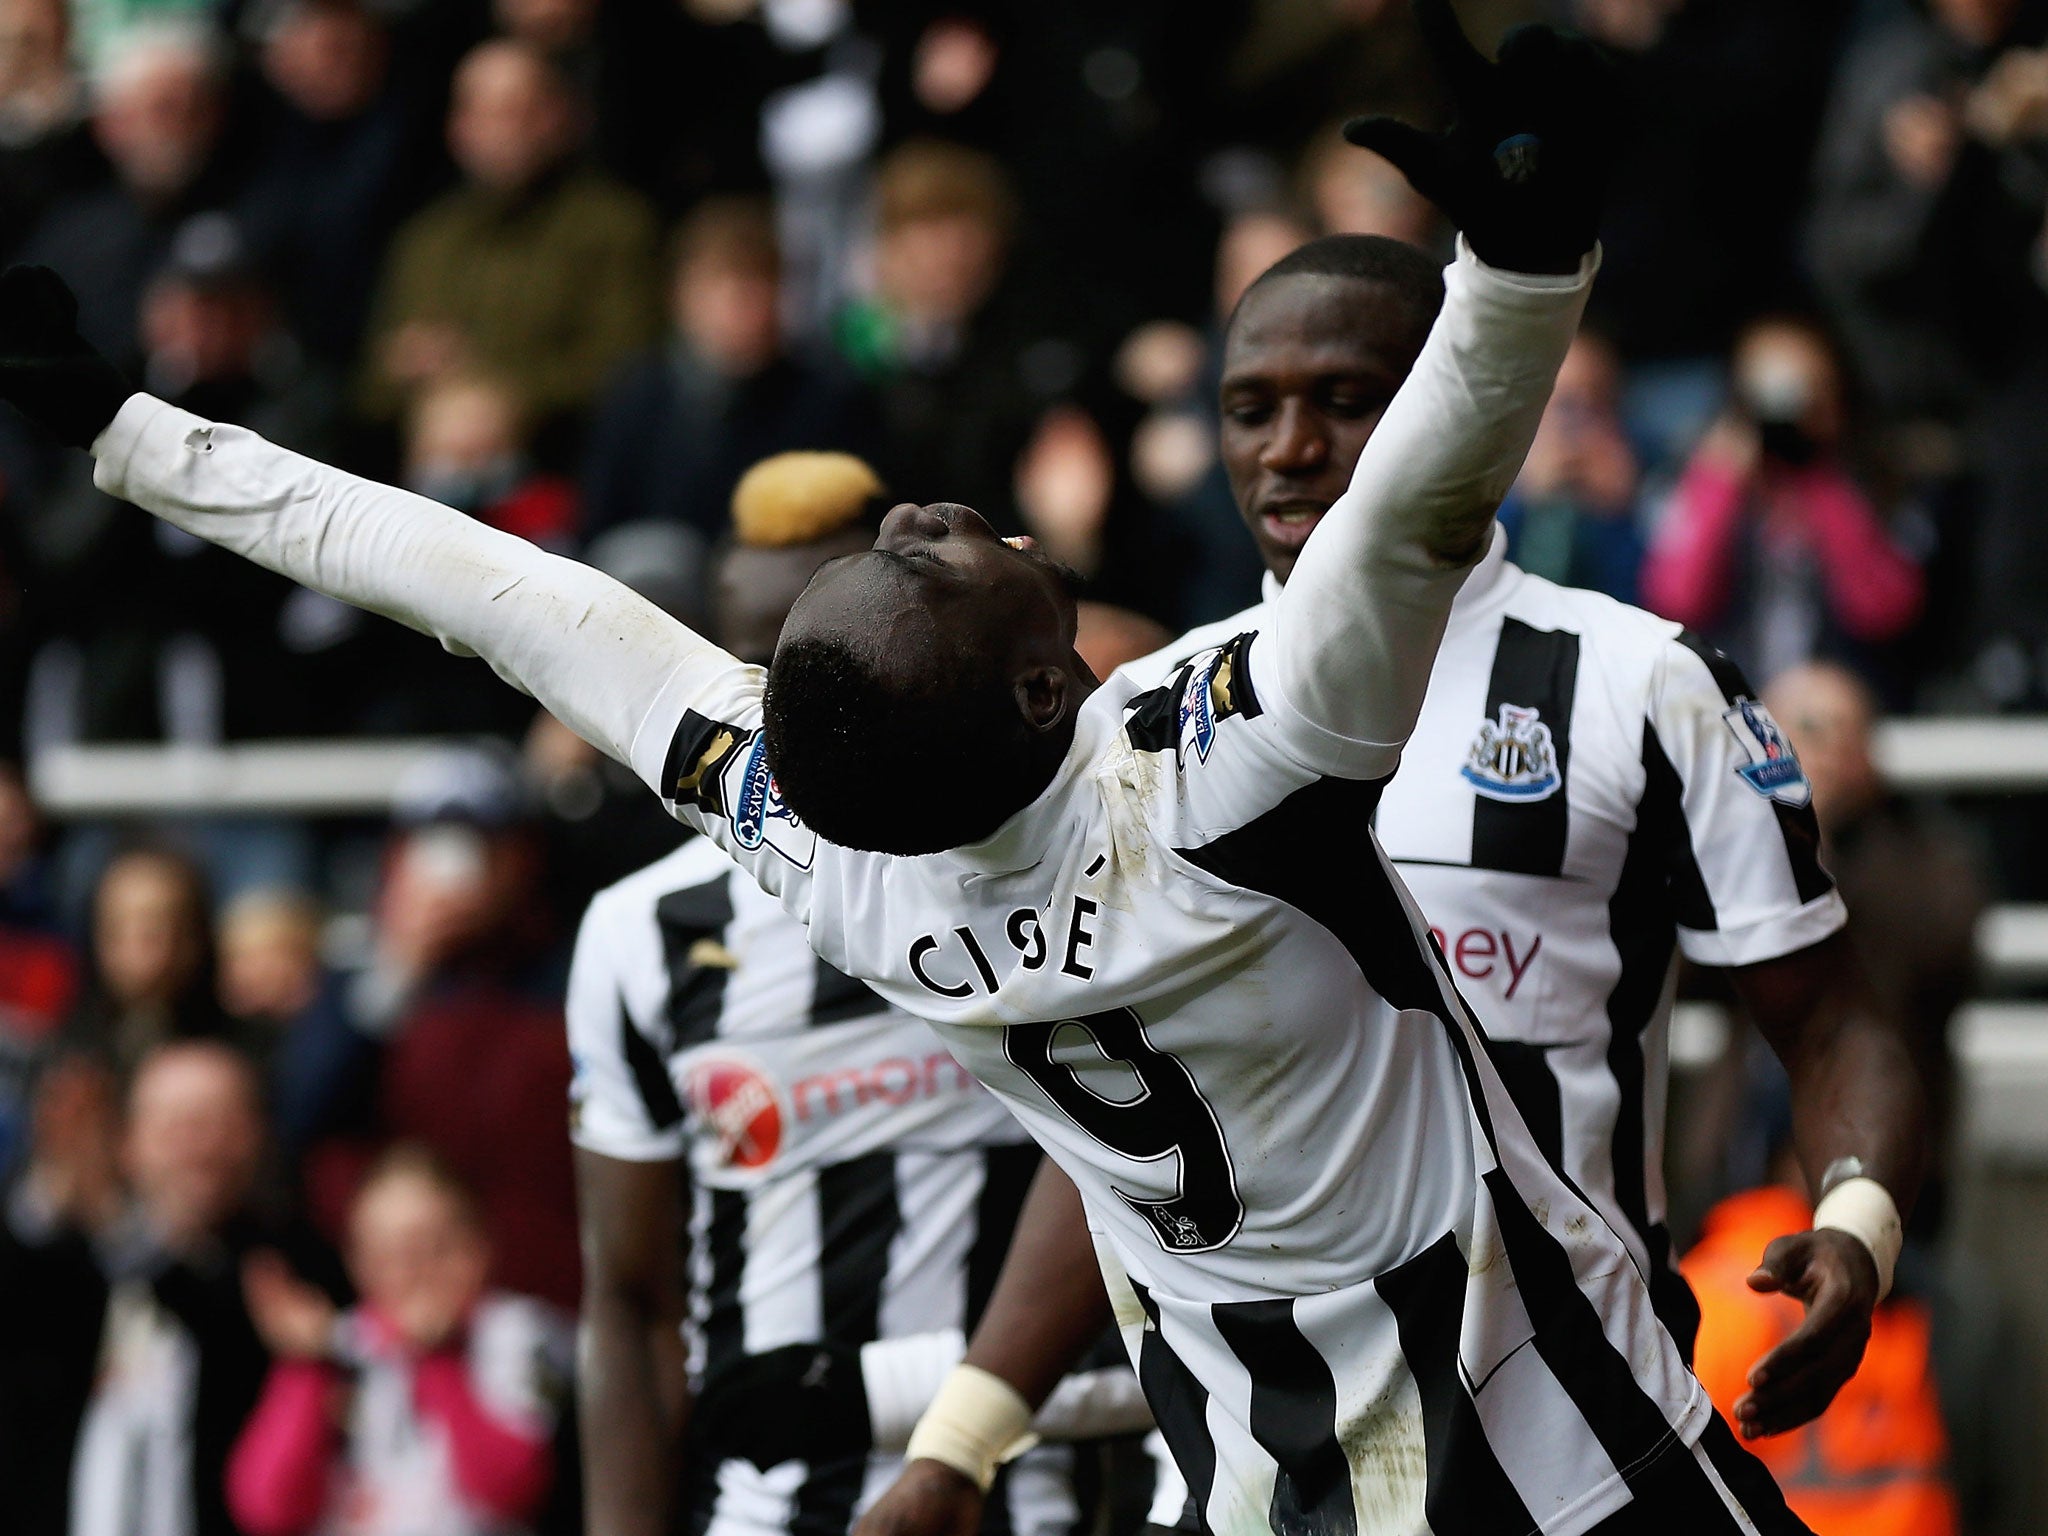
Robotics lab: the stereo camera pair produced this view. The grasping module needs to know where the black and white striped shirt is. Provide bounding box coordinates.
[567,838,1079,1536]
[620,250,1726,1536]
[1141,532,1845,1356]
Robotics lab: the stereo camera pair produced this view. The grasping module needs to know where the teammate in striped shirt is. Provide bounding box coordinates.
[0,8,1832,1528]
[567,455,1080,1536]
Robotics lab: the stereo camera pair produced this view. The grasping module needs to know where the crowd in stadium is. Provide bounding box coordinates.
[2,0,2047,1533]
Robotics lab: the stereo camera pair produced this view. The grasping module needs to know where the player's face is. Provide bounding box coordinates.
[778,501,1084,693]
[1219,275,1432,584]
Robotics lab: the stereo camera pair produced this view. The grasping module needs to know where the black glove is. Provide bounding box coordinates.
[0,265,134,450]
[690,1343,872,1470]
[1343,0,1620,275]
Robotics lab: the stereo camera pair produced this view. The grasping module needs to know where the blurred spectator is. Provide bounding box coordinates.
[219,888,376,1167]
[581,196,879,543]
[1683,1178,1963,1536]
[71,1041,347,1536]
[358,38,662,442]
[359,749,578,1308]
[0,760,77,1169]
[295,376,575,741]
[66,843,243,1080]
[237,0,434,369]
[1810,0,2048,707]
[1805,0,2035,428]
[0,0,103,266]
[407,374,577,548]
[1641,316,1924,685]
[1297,123,1441,248]
[838,139,1095,523]
[0,1055,120,1534]
[26,216,336,745]
[1498,329,1645,602]
[1574,0,1855,458]
[18,21,239,368]
[1763,662,1987,1196]
[1137,207,1317,627]
[229,1145,568,1536]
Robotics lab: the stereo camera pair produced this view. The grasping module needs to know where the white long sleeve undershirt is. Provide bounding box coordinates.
[90,400,744,783]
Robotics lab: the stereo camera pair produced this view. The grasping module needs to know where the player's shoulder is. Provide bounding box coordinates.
[584,835,735,930]
[1111,601,1272,700]
[1497,565,1720,694]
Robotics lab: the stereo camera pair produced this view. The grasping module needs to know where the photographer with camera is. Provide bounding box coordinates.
[1642,315,1924,686]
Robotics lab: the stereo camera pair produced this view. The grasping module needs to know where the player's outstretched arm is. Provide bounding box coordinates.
[1729,933,1926,1438]
[1264,1,1613,767]
[0,265,735,787]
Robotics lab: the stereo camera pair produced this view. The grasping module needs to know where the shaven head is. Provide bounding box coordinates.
[764,502,1085,855]
[1221,235,1445,584]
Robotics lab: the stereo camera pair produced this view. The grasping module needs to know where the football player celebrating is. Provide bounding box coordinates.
[0,6,1824,1529]
[835,236,1920,1536]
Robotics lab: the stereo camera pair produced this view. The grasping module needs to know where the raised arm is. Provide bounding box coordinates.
[1264,244,1594,763]
[1263,0,1614,763]
[0,265,742,797]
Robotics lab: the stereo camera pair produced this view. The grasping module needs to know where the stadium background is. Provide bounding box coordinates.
[3,0,2048,1530]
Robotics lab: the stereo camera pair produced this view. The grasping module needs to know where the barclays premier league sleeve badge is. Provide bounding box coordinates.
[1723,698,1812,808]
[719,730,818,869]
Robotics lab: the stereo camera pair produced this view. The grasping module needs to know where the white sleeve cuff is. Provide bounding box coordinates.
[1676,889,1848,970]
[861,1329,967,1450]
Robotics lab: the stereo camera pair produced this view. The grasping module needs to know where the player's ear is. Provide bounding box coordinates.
[1015,665,1069,734]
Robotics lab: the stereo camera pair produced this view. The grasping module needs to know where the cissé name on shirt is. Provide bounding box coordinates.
[906,894,1101,999]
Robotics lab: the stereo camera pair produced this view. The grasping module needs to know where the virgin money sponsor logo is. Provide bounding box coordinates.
[685,1057,784,1170]
[683,1049,981,1170]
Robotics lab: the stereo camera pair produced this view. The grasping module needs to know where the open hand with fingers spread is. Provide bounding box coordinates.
[1344,0,1620,274]
[0,264,133,450]
[1735,1226,1879,1438]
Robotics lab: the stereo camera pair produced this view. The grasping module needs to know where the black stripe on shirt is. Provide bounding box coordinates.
[656,876,738,1050]
[702,1188,748,1378]
[1211,1297,1357,1536]
[661,710,748,812]
[1672,631,1833,906]
[1175,777,1435,1013]
[1470,618,1581,878]
[1482,1039,1565,1169]
[1125,664,1195,755]
[810,957,885,1028]
[1376,1229,1538,1535]
[1608,723,1703,1353]
[816,1152,901,1348]
[795,1155,904,1536]
[619,984,686,1131]
[1131,1280,1218,1528]
[965,1143,1042,1329]
[1485,1166,1684,1486]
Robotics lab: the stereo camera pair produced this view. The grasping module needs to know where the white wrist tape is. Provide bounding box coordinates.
[903,1364,1037,1491]
[1812,1176,1902,1301]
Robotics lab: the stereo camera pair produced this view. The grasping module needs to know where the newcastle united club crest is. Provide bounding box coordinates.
[1462,702,1561,802]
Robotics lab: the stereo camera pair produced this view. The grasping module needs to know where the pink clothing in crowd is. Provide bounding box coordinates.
[1642,455,1923,642]
[227,1294,567,1536]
